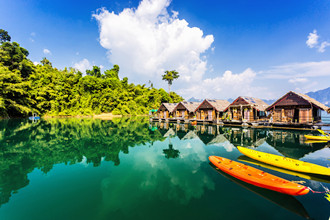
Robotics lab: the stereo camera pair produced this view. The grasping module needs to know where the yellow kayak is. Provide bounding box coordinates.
[304,140,328,144]
[238,155,330,184]
[237,146,330,176]
[304,135,330,141]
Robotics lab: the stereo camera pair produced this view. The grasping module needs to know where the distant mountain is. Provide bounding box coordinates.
[262,99,276,105]
[187,97,203,102]
[306,87,330,106]
[227,98,234,103]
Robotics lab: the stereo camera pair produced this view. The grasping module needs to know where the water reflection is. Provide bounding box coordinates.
[152,121,329,159]
[0,117,165,207]
[209,164,310,219]
[1,118,330,219]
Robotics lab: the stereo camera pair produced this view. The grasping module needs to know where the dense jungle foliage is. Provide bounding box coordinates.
[0,117,166,206]
[0,30,183,118]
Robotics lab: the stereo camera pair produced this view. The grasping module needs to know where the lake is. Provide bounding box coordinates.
[0,117,329,220]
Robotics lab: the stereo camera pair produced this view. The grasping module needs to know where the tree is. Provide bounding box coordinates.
[86,66,101,78]
[0,29,11,43]
[0,42,29,70]
[41,57,52,67]
[162,70,179,95]
[104,64,119,79]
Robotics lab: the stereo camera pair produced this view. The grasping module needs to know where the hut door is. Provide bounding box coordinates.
[299,109,312,123]
[244,109,249,121]
[274,110,281,122]
[250,109,254,121]
[293,109,299,123]
[208,110,212,120]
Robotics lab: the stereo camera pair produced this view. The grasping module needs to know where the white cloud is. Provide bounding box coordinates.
[288,77,307,84]
[93,0,214,84]
[74,58,92,73]
[261,60,330,79]
[29,32,36,42]
[33,61,39,65]
[178,68,265,99]
[43,48,51,55]
[306,30,319,48]
[318,41,330,53]
[306,30,330,52]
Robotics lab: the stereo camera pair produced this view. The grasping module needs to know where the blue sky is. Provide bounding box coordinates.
[1,0,330,100]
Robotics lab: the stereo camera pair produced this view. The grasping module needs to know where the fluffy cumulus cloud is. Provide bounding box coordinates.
[306,30,330,52]
[319,41,330,53]
[74,58,92,73]
[43,48,51,55]
[178,68,265,99]
[93,0,214,84]
[306,30,319,48]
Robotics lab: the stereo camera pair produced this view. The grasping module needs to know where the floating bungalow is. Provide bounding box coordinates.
[195,99,230,122]
[224,96,269,122]
[157,103,178,119]
[172,101,201,120]
[265,91,329,124]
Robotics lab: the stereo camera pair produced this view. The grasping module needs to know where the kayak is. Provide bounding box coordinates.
[304,140,328,144]
[238,155,330,184]
[210,163,310,219]
[317,129,330,136]
[304,135,330,141]
[209,156,309,196]
[237,146,330,176]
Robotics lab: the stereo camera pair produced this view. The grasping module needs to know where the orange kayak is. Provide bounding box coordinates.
[209,156,309,196]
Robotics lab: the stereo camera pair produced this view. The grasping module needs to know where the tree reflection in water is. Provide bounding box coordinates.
[0,117,165,207]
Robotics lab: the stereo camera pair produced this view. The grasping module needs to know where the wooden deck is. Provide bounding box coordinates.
[150,117,330,129]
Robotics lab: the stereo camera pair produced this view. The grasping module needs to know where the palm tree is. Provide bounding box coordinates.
[162,70,179,95]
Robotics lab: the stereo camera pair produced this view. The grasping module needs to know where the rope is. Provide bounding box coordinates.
[308,183,330,194]
[308,187,328,194]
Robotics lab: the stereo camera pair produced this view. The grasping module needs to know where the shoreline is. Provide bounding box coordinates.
[0,113,150,120]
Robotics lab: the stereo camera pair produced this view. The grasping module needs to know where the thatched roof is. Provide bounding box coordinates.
[197,99,231,112]
[157,103,178,113]
[164,128,175,137]
[240,96,269,111]
[182,130,199,140]
[175,101,201,113]
[207,134,228,145]
[266,91,329,112]
[224,96,269,112]
[296,92,329,111]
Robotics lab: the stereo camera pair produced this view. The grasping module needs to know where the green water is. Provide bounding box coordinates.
[0,117,330,220]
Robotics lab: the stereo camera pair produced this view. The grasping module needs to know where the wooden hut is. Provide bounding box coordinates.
[265,91,329,123]
[172,101,200,119]
[195,99,230,121]
[157,103,178,119]
[225,96,269,122]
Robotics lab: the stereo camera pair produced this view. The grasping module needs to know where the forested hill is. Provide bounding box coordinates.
[306,87,330,106]
[0,30,183,118]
